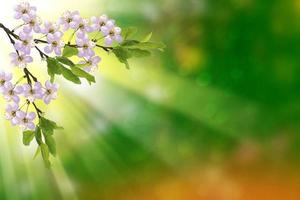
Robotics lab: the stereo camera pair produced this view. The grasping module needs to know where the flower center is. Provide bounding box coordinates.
[67,18,72,23]
[52,41,58,47]
[23,40,29,45]
[0,80,5,85]
[29,20,35,26]
[23,118,29,123]
[109,30,115,36]
[46,89,52,95]
[100,22,105,27]
[8,90,14,95]
[18,56,24,62]
[29,89,35,95]
[83,44,88,49]
[79,23,84,29]
[11,111,16,117]
[87,61,92,66]
[21,9,28,14]
[49,28,54,33]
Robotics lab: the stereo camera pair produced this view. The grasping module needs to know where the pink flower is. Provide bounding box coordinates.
[43,81,59,104]
[14,31,33,55]
[14,2,37,21]
[0,71,12,92]
[16,111,36,130]
[90,15,109,32]
[5,103,20,126]
[102,21,122,45]
[76,35,95,58]
[78,56,101,72]
[41,20,60,35]
[2,82,23,103]
[44,32,65,56]
[23,14,41,33]
[70,16,92,34]
[58,11,80,31]
[9,52,33,68]
[22,82,44,102]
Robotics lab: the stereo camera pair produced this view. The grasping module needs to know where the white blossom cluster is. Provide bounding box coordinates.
[12,2,123,72]
[1,2,123,131]
[0,71,58,130]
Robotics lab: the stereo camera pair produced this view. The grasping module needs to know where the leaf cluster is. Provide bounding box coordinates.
[23,117,62,168]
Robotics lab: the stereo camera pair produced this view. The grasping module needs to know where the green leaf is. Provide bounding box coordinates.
[33,146,40,160]
[47,57,81,84]
[127,42,166,51]
[39,117,62,136]
[56,56,75,67]
[46,57,61,82]
[40,143,51,168]
[121,40,140,47]
[75,63,90,68]
[35,126,42,145]
[112,47,131,69]
[39,117,61,157]
[71,67,95,84]
[60,66,81,84]
[128,49,151,57]
[44,134,56,156]
[122,27,137,40]
[141,32,152,42]
[23,130,35,146]
[62,46,78,57]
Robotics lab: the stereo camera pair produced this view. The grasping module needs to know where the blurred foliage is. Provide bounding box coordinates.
[1,0,300,199]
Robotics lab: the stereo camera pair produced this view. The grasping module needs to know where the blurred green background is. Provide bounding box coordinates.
[0,0,300,199]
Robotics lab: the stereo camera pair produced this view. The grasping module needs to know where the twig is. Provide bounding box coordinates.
[32,102,43,118]
[24,67,38,82]
[35,38,114,52]
[34,46,49,59]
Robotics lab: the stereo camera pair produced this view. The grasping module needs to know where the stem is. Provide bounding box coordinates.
[68,29,78,44]
[32,102,43,118]
[34,39,48,44]
[35,38,114,52]
[12,23,25,32]
[19,100,30,110]
[24,68,38,82]
[35,46,49,59]
[0,23,44,120]
[13,75,26,87]
[0,23,48,60]
[95,44,113,52]
[23,68,32,85]
[0,23,20,40]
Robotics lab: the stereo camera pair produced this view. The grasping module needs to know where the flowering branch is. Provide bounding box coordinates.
[0,2,165,167]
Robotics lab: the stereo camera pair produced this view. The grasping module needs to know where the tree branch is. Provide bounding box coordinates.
[0,22,44,118]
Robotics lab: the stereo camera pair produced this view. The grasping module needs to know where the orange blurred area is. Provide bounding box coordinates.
[78,164,300,200]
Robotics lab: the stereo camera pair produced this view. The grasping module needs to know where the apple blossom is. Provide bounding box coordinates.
[0,1,162,167]
[23,82,44,102]
[2,82,23,103]
[9,52,33,68]
[5,103,20,126]
[16,111,36,130]
[43,80,58,104]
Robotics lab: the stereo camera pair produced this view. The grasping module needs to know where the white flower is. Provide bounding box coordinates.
[22,82,44,102]
[14,2,37,21]
[2,82,23,103]
[43,81,59,104]
[0,71,12,92]
[16,111,36,130]
[9,52,33,68]
[5,103,21,126]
